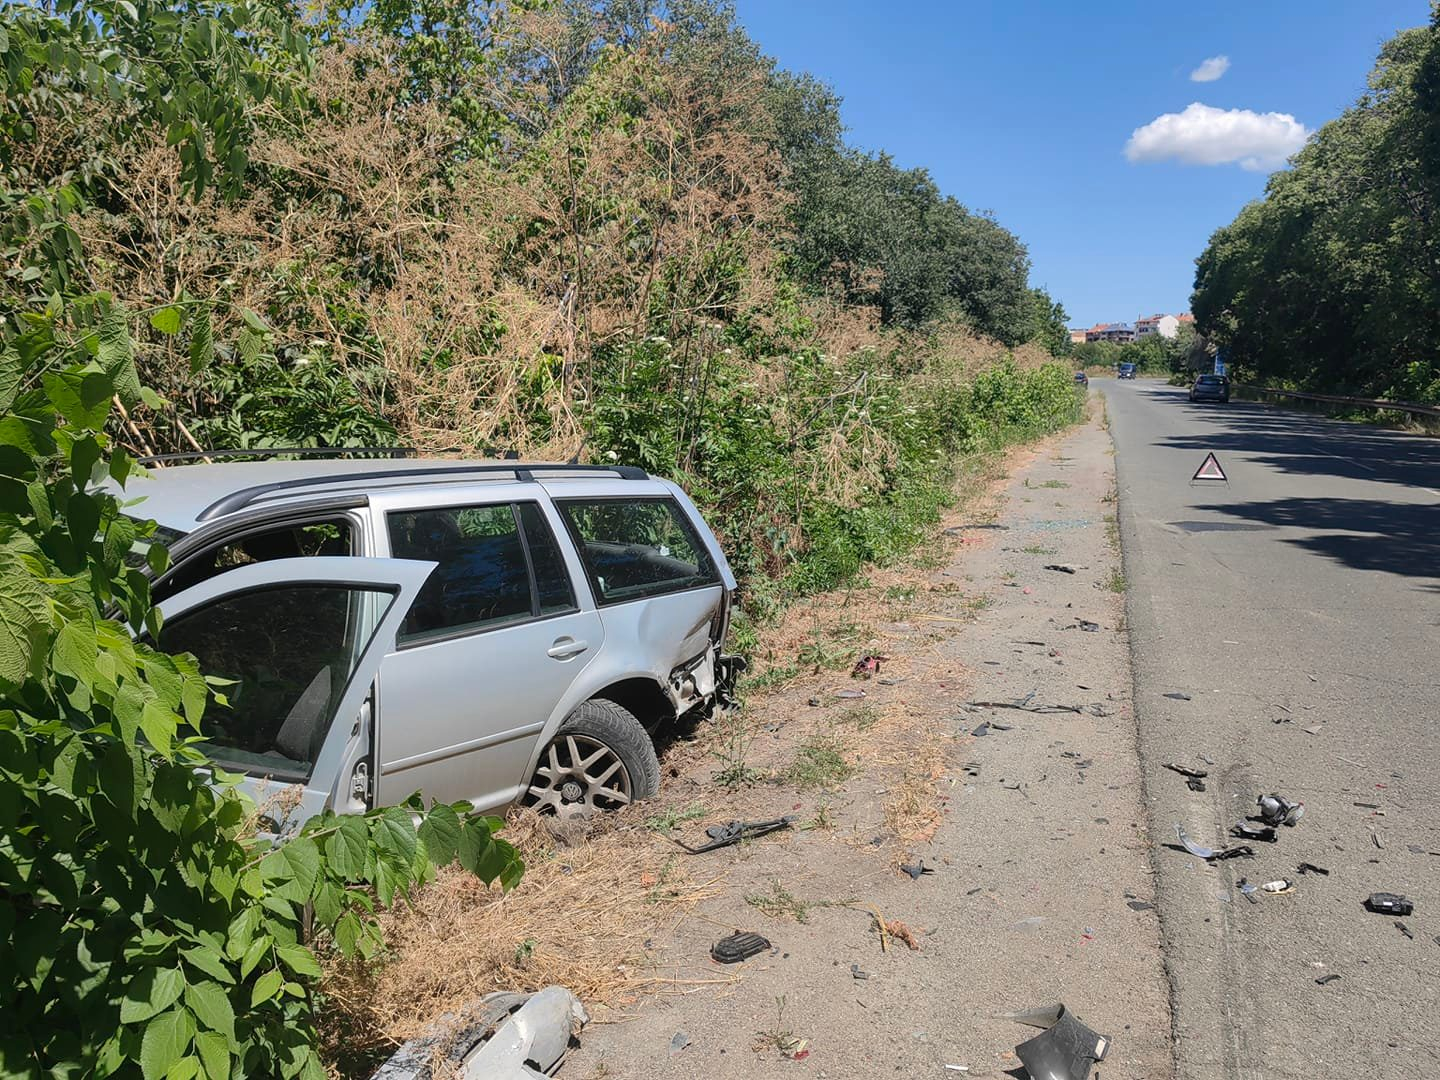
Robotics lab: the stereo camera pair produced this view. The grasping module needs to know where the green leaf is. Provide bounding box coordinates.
[149,306,184,335]
[333,912,362,959]
[417,802,460,866]
[180,944,235,986]
[275,944,322,980]
[249,968,283,1008]
[183,980,235,1041]
[0,567,51,687]
[43,368,113,430]
[188,306,214,373]
[98,306,142,403]
[120,966,185,1024]
[375,806,418,867]
[139,386,167,412]
[139,700,177,759]
[194,1031,230,1080]
[279,837,320,900]
[140,1007,195,1080]
[325,814,367,879]
[53,618,99,685]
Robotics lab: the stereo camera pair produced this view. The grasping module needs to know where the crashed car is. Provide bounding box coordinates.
[121,456,740,829]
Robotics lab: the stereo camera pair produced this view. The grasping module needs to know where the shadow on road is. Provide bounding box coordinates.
[1131,384,1440,585]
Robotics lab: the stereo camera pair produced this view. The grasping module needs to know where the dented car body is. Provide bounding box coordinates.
[121,458,738,824]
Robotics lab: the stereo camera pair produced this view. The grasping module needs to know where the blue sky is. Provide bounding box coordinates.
[731,0,1427,328]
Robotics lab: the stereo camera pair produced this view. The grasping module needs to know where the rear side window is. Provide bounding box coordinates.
[387,502,576,644]
[557,497,718,604]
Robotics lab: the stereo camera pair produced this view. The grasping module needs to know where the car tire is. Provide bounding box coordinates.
[523,699,660,817]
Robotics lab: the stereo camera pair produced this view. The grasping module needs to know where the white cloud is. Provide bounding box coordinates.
[1190,56,1230,83]
[1124,102,1309,172]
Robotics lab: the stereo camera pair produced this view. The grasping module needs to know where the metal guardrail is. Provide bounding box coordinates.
[1236,384,1440,419]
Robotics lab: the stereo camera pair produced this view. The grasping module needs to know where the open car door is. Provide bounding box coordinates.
[154,556,435,835]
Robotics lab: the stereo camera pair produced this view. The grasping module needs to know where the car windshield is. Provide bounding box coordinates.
[1197,376,1222,384]
[122,519,188,570]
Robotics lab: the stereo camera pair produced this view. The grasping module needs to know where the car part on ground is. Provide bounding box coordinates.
[997,1003,1111,1080]
[710,931,770,963]
[673,815,797,854]
[1365,892,1414,916]
[1175,822,1253,862]
[371,987,588,1080]
[522,699,658,817]
[1257,792,1305,827]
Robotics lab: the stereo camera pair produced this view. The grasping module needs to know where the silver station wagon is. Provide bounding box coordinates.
[121,457,740,829]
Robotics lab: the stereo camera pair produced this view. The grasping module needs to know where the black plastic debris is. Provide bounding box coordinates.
[675,816,796,854]
[1316,974,1341,986]
[899,860,934,879]
[1127,900,1155,912]
[999,1004,1110,1080]
[1187,777,1207,792]
[989,721,1014,731]
[711,932,770,964]
[1257,793,1305,827]
[1395,921,1415,940]
[850,963,869,981]
[1365,893,1414,916]
[972,722,991,737]
[1231,822,1278,843]
[1043,564,1077,574]
[1078,620,1100,632]
[1296,862,1330,876]
[1163,692,1192,701]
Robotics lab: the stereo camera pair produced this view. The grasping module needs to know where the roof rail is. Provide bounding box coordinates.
[137,446,417,466]
[195,462,650,522]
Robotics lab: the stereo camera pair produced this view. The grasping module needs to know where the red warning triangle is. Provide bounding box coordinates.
[1192,452,1227,482]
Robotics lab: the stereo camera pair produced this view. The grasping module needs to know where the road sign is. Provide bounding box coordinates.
[1191,452,1227,482]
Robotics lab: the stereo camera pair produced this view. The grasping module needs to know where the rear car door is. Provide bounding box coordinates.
[153,556,434,834]
[547,485,729,704]
[367,487,603,811]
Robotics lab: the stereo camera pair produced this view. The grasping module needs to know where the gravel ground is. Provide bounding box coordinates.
[562,410,1173,1079]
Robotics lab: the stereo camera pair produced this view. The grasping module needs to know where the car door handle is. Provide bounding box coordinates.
[547,637,589,660]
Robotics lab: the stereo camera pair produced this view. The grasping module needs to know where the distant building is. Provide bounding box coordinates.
[1069,328,1088,345]
[1177,313,1195,326]
[1135,313,1180,339]
[1086,322,1135,344]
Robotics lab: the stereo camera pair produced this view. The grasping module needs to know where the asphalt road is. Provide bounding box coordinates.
[1099,379,1440,1080]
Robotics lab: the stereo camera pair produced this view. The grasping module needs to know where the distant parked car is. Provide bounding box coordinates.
[1117,363,1137,380]
[1189,374,1231,403]
[1074,370,1088,387]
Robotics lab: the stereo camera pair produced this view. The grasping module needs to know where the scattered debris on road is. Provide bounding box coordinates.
[1077,619,1101,632]
[972,721,992,737]
[1163,692,1192,701]
[968,699,1084,715]
[1175,823,1253,862]
[1296,862,1329,876]
[898,860,934,879]
[1316,974,1341,986]
[998,1003,1111,1080]
[669,1031,691,1056]
[1164,762,1208,779]
[1396,921,1415,940]
[1231,822,1277,842]
[1257,793,1305,827]
[711,932,770,964]
[1364,893,1414,916]
[850,963,868,981]
[1043,564,1077,574]
[674,816,796,854]
[834,688,866,700]
[372,988,589,1080]
[1127,900,1156,912]
[1259,879,1295,894]
[851,654,885,679]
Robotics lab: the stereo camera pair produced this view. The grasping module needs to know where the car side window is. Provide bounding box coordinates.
[155,583,390,780]
[154,519,353,602]
[388,503,578,644]
[556,497,718,604]
[516,503,576,615]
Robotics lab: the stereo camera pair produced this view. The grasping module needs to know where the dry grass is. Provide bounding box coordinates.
[317,811,722,1071]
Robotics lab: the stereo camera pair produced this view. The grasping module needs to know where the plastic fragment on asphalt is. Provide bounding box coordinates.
[1260,879,1295,894]
[1395,921,1415,940]
[1297,862,1329,876]
[674,816,796,854]
[1316,974,1341,986]
[457,987,588,1080]
[1176,823,1252,862]
[670,1031,691,1056]
[834,688,865,699]
[1164,692,1192,701]
[972,722,991,737]
[899,860,934,879]
[1164,762,1209,779]
[1043,564,1077,574]
[1231,822,1277,843]
[1127,900,1156,911]
[999,1003,1111,1080]
[1364,893,1414,916]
